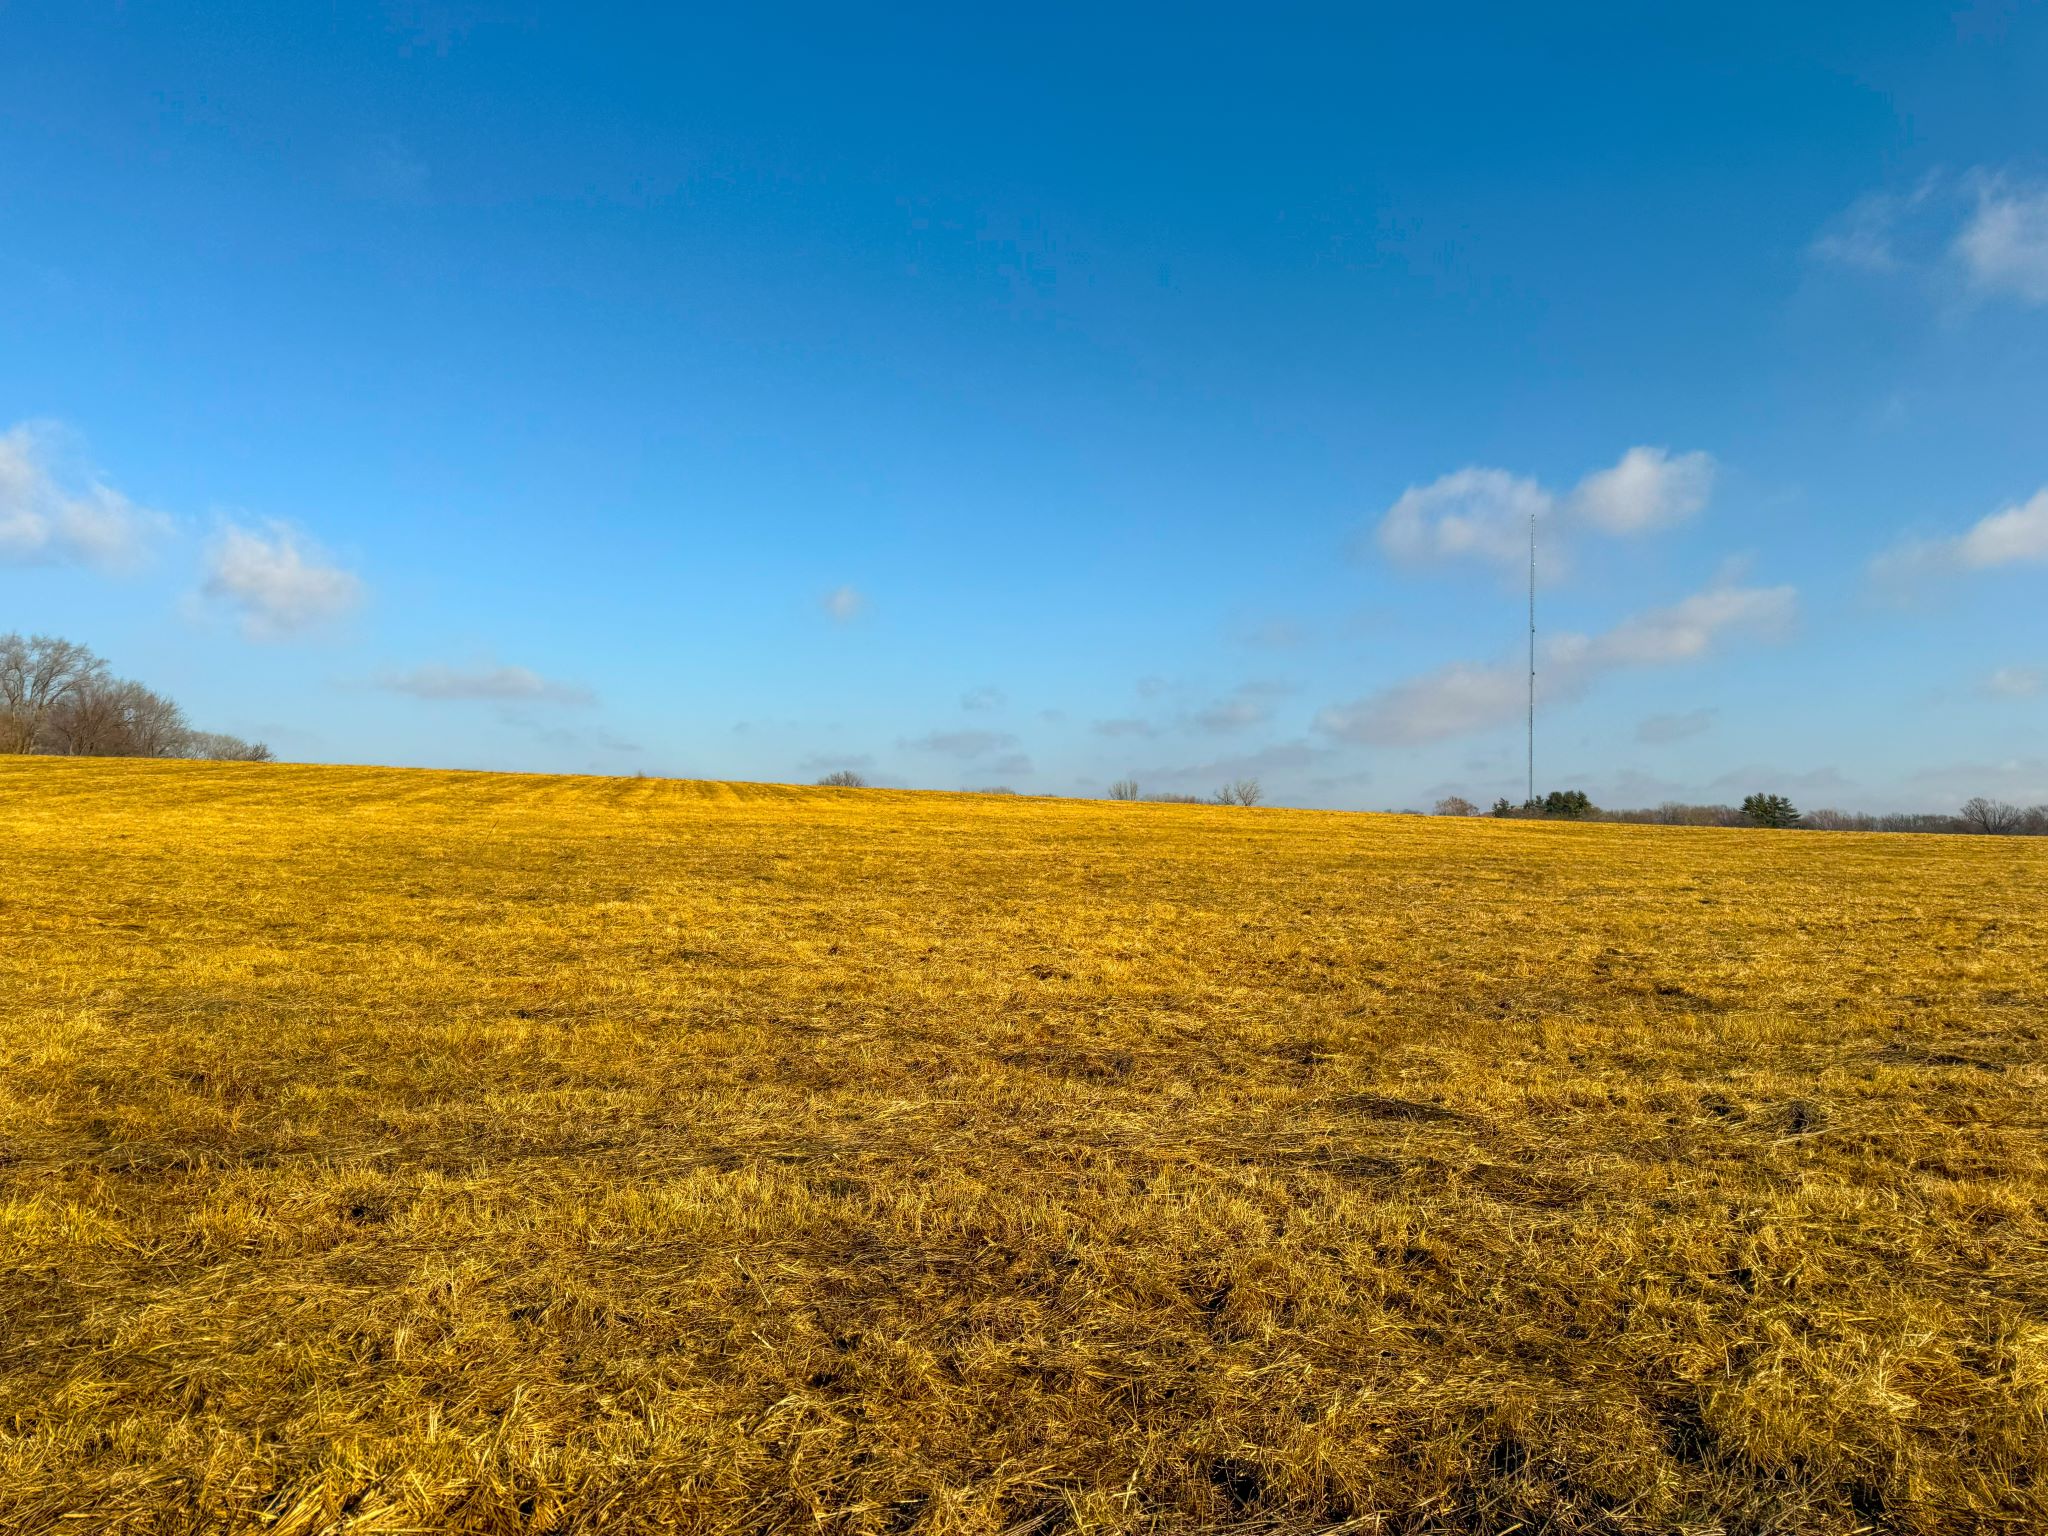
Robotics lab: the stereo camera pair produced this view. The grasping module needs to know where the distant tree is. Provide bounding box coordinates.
[46,679,189,758]
[182,732,275,763]
[1960,797,2022,835]
[1802,808,1860,831]
[1108,778,1140,801]
[1741,792,1801,829]
[816,770,867,788]
[3,632,273,761]
[1490,797,1518,818]
[1214,778,1263,807]
[1149,791,1207,804]
[2022,805,2048,837]
[970,785,1017,795]
[1540,789,1592,819]
[0,633,107,753]
[1433,795,1478,817]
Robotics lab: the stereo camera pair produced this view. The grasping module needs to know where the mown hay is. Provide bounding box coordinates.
[1,756,2044,1533]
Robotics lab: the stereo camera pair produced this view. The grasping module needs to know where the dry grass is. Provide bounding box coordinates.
[2,756,2045,1535]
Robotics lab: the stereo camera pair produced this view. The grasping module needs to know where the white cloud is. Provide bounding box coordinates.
[1566,447,1716,535]
[1581,584,1794,667]
[1983,667,2044,698]
[1813,169,2048,307]
[1317,582,1795,745]
[961,685,1005,711]
[1377,466,1553,571]
[0,421,165,569]
[822,585,866,623]
[1375,447,1714,575]
[1954,488,2048,567]
[1873,487,2048,584]
[378,663,593,705]
[202,521,363,640]
[1956,176,2048,305]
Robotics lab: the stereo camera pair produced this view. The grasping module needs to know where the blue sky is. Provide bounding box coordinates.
[3,2,2044,810]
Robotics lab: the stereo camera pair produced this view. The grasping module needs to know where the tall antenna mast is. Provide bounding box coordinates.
[1527,507,1535,807]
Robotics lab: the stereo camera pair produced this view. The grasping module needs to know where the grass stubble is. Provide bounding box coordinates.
[1,756,2044,1534]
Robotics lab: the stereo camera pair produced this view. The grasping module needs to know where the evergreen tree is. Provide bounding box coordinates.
[1741,792,1800,828]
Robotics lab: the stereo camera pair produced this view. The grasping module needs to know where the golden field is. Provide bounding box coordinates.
[2,756,2045,1535]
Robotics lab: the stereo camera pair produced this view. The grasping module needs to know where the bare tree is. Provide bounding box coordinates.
[1960,797,2023,835]
[0,633,108,753]
[816,769,867,788]
[124,687,192,756]
[1214,778,1263,807]
[181,732,275,762]
[1433,795,1478,817]
[1108,778,1139,801]
[45,679,189,757]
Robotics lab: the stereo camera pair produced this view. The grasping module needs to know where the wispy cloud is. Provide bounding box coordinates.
[967,752,1033,780]
[342,131,431,204]
[1956,173,2048,305]
[1091,716,1161,739]
[0,420,166,570]
[896,729,1034,779]
[202,521,364,640]
[1873,486,2048,586]
[1982,666,2044,698]
[379,663,594,705]
[1636,708,1718,744]
[1231,617,1313,650]
[1579,584,1793,667]
[1813,168,2048,308]
[1902,756,2048,806]
[1191,681,1289,735]
[1125,740,1362,804]
[1705,764,1855,798]
[1317,583,1794,745]
[899,728,1019,759]
[1810,180,1938,273]
[822,585,866,623]
[509,715,641,755]
[960,685,1005,712]
[797,752,877,776]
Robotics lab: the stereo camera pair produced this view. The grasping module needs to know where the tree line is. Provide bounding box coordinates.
[1,634,273,762]
[1429,789,2048,835]
[819,772,1268,806]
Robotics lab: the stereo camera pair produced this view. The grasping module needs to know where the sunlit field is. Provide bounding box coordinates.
[2,757,2044,1534]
